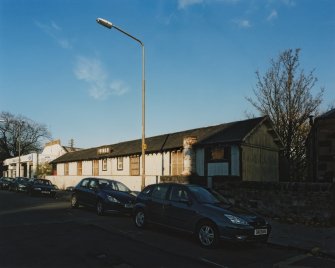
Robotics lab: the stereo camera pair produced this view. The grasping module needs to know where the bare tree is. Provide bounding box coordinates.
[0,112,52,160]
[246,48,324,180]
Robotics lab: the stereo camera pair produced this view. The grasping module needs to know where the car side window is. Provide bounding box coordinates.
[169,186,189,202]
[89,180,98,189]
[151,185,169,200]
[81,179,90,188]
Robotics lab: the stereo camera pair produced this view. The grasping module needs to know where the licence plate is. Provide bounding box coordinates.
[41,191,50,194]
[254,229,267,236]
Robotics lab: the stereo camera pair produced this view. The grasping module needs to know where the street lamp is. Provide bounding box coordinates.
[96,18,146,190]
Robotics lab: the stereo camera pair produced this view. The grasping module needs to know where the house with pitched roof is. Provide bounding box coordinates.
[48,116,283,190]
[2,140,79,178]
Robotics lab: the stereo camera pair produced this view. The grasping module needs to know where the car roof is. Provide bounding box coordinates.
[147,182,205,188]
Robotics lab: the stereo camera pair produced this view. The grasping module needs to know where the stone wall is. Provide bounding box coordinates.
[160,176,335,227]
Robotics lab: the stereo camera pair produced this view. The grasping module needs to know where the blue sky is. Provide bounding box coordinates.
[0,0,334,148]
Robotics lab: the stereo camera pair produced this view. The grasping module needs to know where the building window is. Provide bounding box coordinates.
[77,161,82,176]
[93,160,99,176]
[102,158,107,171]
[117,157,124,170]
[64,163,69,176]
[130,155,140,176]
[171,150,183,175]
[206,146,231,162]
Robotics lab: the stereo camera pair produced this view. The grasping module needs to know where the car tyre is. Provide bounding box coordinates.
[96,200,104,216]
[71,194,79,208]
[196,221,219,248]
[134,209,146,228]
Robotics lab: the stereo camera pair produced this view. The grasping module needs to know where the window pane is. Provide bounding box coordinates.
[151,185,169,200]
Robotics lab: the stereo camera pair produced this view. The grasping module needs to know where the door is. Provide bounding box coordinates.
[86,179,99,206]
[147,184,170,224]
[76,178,90,205]
[165,185,197,231]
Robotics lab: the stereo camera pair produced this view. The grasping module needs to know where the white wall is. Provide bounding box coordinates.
[47,174,161,191]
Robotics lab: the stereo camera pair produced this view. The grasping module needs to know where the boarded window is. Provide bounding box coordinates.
[64,163,69,176]
[117,157,124,170]
[93,160,99,176]
[77,161,82,176]
[206,146,231,162]
[171,150,183,175]
[102,158,107,171]
[130,156,140,176]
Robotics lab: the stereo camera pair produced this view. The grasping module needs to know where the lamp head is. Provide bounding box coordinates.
[96,18,113,29]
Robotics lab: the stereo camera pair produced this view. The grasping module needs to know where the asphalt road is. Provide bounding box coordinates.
[0,190,334,268]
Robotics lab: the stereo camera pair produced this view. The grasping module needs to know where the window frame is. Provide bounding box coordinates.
[102,158,108,171]
[77,161,82,176]
[130,155,140,176]
[64,163,69,176]
[117,157,124,170]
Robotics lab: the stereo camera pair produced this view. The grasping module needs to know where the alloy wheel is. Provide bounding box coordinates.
[135,210,145,228]
[198,222,217,248]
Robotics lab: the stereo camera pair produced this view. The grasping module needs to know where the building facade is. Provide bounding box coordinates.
[2,140,77,178]
[307,108,335,182]
[48,117,283,191]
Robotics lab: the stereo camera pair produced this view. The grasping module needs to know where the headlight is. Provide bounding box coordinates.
[225,214,248,225]
[34,187,42,191]
[107,195,120,203]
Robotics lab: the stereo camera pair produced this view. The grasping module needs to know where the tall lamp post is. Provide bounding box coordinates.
[96,18,146,189]
[17,122,25,177]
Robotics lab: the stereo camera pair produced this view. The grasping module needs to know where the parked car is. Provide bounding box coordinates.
[0,177,13,190]
[9,177,30,192]
[133,183,271,248]
[70,177,137,216]
[26,179,58,197]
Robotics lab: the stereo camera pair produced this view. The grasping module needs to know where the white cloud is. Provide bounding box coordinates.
[267,9,278,21]
[177,0,239,9]
[233,19,252,28]
[74,56,128,100]
[281,0,295,7]
[178,0,203,9]
[35,20,72,49]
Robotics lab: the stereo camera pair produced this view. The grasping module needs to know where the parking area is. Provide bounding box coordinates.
[1,190,335,267]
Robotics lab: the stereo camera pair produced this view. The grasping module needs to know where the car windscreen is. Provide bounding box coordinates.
[35,180,51,185]
[188,186,231,205]
[98,180,130,193]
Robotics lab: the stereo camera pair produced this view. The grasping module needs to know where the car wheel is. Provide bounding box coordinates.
[134,209,146,228]
[196,221,219,248]
[96,200,104,216]
[71,194,79,208]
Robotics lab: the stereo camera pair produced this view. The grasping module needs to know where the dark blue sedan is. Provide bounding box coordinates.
[26,179,58,197]
[133,183,271,248]
[71,177,137,216]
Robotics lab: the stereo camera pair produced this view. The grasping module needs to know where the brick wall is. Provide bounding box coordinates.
[160,176,335,227]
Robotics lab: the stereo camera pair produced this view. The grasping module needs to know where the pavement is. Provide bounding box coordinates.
[268,219,335,259]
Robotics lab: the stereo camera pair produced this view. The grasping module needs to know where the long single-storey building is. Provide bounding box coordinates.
[48,116,283,190]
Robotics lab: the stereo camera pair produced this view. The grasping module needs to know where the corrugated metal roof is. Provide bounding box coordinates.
[51,116,267,164]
